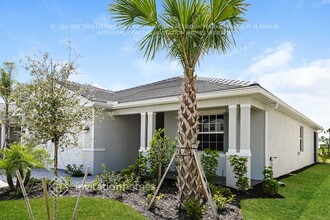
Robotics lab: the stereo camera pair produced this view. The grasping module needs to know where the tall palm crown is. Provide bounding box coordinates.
[109,0,248,202]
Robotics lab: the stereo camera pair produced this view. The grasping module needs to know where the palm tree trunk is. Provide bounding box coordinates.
[6,172,16,191]
[54,140,59,220]
[177,72,200,202]
[23,168,32,187]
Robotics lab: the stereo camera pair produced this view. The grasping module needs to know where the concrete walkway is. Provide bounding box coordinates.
[0,168,96,188]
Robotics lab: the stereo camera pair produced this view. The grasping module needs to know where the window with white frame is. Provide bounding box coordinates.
[300,126,304,152]
[198,114,224,151]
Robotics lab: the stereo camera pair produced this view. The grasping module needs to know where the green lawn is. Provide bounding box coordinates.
[241,164,330,220]
[0,197,147,220]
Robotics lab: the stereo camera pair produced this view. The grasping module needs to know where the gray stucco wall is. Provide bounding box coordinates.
[93,112,140,174]
[251,109,265,180]
[164,111,178,141]
[267,110,316,178]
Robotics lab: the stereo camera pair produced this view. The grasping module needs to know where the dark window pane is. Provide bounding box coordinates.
[210,144,217,151]
[210,134,216,142]
[203,124,209,132]
[203,134,209,141]
[203,142,209,150]
[217,142,224,151]
[210,124,216,132]
[210,115,216,123]
[198,134,203,143]
[217,134,223,142]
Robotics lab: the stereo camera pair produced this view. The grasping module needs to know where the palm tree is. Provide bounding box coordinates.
[109,0,248,202]
[0,62,15,149]
[0,144,51,191]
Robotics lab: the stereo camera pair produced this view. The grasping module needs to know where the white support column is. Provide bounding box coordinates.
[228,105,238,153]
[226,105,238,188]
[147,112,156,149]
[1,124,5,149]
[140,113,147,152]
[240,104,251,154]
[226,104,252,188]
[239,104,252,186]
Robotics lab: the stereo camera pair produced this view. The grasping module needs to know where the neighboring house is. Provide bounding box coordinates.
[56,76,322,188]
[0,103,21,150]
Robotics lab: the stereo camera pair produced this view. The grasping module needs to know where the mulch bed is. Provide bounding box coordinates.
[0,178,282,220]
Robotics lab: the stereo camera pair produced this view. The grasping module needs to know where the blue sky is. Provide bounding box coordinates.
[0,0,330,128]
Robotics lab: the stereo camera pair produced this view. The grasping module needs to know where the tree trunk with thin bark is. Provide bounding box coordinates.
[53,140,59,220]
[176,73,200,202]
[4,103,10,149]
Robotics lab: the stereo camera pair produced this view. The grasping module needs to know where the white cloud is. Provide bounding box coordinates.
[313,0,330,7]
[249,45,330,128]
[248,42,294,74]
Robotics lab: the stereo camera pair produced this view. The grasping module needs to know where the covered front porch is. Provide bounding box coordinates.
[137,103,266,188]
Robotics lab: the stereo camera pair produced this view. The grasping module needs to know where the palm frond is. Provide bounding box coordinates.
[109,0,158,29]
[138,24,166,60]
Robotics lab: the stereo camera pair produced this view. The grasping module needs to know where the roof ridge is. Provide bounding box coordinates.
[196,76,253,87]
[115,76,181,93]
[69,81,115,94]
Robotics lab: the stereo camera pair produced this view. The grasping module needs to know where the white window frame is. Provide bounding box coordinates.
[300,125,304,152]
[198,114,225,151]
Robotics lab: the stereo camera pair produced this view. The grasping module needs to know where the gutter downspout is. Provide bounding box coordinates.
[265,102,279,167]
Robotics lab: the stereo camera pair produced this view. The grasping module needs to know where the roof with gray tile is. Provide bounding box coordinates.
[70,76,257,103]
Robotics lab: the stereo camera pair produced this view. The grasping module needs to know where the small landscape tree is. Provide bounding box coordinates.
[147,128,176,184]
[201,148,220,185]
[228,155,250,191]
[319,128,330,163]
[14,52,92,220]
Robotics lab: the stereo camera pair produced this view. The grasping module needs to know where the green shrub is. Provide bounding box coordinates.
[183,197,205,220]
[65,164,85,177]
[99,163,116,186]
[201,149,220,184]
[210,184,235,212]
[210,184,233,198]
[213,193,235,212]
[318,146,330,163]
[115,165,140,196]
[228,155,250,191]
[87,175,102,192]
[147,128,176,183]
[142,181,156,195]
[134,151,148,179]
[58,176,73,195]
[147,193,164,206]
[27,177,42,187]
[262,166,279,195]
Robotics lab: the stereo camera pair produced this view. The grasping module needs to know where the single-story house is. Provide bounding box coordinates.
[56,76,322,188]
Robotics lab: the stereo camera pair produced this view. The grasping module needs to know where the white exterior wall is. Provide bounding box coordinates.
[92,112,140,174]
[164,111,177,141]
[49,127,92,171]
[267,109,316,178]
